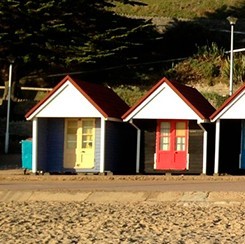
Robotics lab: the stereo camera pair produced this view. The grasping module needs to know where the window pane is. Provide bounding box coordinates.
[83,128,93,134]
[66,120,77,149]
[176,137,185,151]
[176,122,185,136]
[82,135,93,148]
[82,120,93,148]
[160,122,170,150]
[160,137,169,150]
[160,122,170,136]
[83,120,93,128]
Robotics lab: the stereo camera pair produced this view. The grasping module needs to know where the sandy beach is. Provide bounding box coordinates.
[1,201,245,243]
[1,169,245,243]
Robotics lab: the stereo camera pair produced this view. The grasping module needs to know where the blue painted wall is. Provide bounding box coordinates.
[36,118,136,174]
[37,118,64,173]
[46,118,64,172]
[37,119,48,171]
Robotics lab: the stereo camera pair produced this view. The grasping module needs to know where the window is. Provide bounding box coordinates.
[175,122,186,151]
[81,120,94,149]
[66,120,77,149]
[159,122,170,150]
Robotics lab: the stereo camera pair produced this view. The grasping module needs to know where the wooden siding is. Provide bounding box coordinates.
[202,123,215,175]
[218,119,241,174]
[134,119,156,174]
[188,121,204,174]
[37,118,64,173]
[94,118,101,172]
[104,121,137,174]
[37,119,48,171]
[134,119,213,175]
[104,121,119,172]
[46,118,64,172]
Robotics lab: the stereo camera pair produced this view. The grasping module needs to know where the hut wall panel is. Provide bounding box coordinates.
[94,118,101,172]
[134,119,156,174]
[142,129,156,173]
[188,121,204,174]
[37,119,48,171]
[46,118,64,172]
[219,119,241,174]
[105,121,137,174]
[136,119,209,175]
[201,123,215,175]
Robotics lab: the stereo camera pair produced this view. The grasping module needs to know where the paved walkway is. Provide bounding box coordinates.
[1,190,245,204]
[1,169,245,203]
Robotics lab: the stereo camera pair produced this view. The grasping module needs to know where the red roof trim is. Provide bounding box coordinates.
[122,77,215,120]
[166,79,206,119]
[25,75,125,118]
[68,78,108,118]
[210,84,245,120]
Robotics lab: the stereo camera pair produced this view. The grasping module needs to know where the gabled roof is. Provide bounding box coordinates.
[210,83,245,121]
[25,75,129,120]
[122,77,215,121]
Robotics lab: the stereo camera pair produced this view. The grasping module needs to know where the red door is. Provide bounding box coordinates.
[156,120,188,170]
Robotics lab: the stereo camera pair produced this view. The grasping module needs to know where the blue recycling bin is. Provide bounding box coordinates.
[21,138,32,173]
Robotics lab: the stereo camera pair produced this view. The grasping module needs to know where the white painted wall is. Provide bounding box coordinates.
[132,84,200,120]
[31,81,103,118]
[217,93,245,119]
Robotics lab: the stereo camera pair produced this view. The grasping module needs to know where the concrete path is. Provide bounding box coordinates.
[1,169,245,203]
[1,190,245,204]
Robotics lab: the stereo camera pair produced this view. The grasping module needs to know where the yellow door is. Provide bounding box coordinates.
[64,119,95,169]
[76,119,95,169]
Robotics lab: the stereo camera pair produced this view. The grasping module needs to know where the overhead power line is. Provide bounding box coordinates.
[47,57,187,78]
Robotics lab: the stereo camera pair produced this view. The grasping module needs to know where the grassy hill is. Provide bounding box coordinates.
[1,1,245,155]
[3,1,245,109]
[109,0,245,108]
[110,0,242,19]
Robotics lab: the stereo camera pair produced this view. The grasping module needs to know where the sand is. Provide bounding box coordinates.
[0,201,245,243]
[1,169,245,243]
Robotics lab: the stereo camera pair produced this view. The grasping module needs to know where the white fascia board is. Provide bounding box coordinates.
[27,82,69,120]
[123,85,165,121]
[27,81,105,120]
[211,90,245,121]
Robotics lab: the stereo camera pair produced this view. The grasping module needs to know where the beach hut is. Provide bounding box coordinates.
[210,84,245,175]
[25,75,136,174]
[122,77,216,175]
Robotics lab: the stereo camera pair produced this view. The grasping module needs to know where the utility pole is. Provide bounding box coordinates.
[4,59,15,154]
[227,16,238,96]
